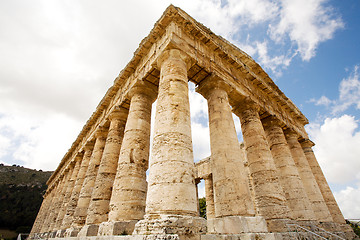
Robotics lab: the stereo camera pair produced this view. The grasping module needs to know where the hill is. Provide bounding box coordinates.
[0,164,52,239]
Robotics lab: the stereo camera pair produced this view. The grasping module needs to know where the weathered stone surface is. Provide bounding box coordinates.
[197,77,254,219]
[86,107,128,225]
[284,129,333,222]
[73,127,107,228]
[262,116,315,221]
[30,5,353,240]
[233,99,291,227]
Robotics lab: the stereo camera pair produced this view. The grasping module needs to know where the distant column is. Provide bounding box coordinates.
[30,189,52,235]
[40,186,58,233]
[62,143,94,229]
[284,129,333,222]
[73,127,108,227]
[108,82,156,222]
[204,175,215,219]
[262,116,315,221]
[55,155,83,230]
[233,99,291,230]
[300,139,345,224]
[197,77,254,217]
[86,107,128,225]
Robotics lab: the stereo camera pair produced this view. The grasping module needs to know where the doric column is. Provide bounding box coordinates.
[262,116,315,221]
[233,99,291,230]
[284,129,333,222]
[146,48,197,216]
[300,139,345,224]
[62,143,94,230]
[204,175,215,219]
[30,190,51,236]
[49,167,73,233]
[134,49,206,236]
[73,127,108,228]
[108,82,156,222]
[55,155,82,231]
[196,77,254,217]
[40,186,57,233]
[86,107,128,225]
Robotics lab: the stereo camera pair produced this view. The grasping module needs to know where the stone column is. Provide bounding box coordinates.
[284,129,333,222]
[40,186,57,234]
[233,99,291,231]
[49,167,73,234]
[73,127,107,228]
[62,143,94,232]
[55,155,83,235]
[30,191,51,236]
[44,172,69,234]
[262,116,315,221]
[204,175,215,220]
[300,139,345,224]
[107,82,156,229]
[134,49,206,237]
[197,77,254,219]
[86,107,128,227]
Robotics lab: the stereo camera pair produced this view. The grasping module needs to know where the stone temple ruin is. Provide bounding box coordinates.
[30,5,356,240]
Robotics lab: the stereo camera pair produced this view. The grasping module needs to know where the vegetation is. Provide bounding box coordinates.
[0,164,52,239]
[199,197,207,219]
[346,220,360,238]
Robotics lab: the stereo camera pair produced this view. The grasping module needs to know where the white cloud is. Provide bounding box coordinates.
[269,0,343,61]
[306,115,360,184]
[311,65,360,114]
[333,186,360,219]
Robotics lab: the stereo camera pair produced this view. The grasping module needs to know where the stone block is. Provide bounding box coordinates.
[77,224,99,237]
[98,220,138,236]
[207,216,268,234]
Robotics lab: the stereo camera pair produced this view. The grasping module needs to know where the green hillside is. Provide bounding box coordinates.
[0,164,52,239]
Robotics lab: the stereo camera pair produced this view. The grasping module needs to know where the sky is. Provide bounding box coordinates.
[0,0,359,219]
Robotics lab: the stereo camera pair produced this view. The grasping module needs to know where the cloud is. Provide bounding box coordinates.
[269,0,343,61]
[310,65,360,114]
[306,115,360,185]
[333,186,360,219]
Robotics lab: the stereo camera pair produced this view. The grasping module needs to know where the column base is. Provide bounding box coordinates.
[55,229,66,238]
[98,220,138,236]
[64,226,81,238]
[77,224,99,237]
[133,214,207,237]
[207,216,268,234]
[266,218,293,232]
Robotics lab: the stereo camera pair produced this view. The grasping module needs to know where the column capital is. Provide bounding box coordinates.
[109,106,129,121]
[128,80,158,102]
[261,115,282,127]
[83,140,95,152]
[283,128,299,140]
[196,75,232,99]
[300,138,315,148]
[95,126,108,138]
[157,48,193,70]
[232,97,260,115]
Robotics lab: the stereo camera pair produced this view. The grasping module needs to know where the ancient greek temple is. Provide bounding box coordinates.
[30,5,355,240]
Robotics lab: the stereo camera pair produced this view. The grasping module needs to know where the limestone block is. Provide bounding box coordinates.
[207,216,268,234]
[98,220,138,236]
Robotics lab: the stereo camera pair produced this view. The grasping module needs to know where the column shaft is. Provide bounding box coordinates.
[234,100,290,220]
[197,79,254,217]
[55,157,82,229]
[204,176,215,219]
[262,117,315,221]
[109,85,155,221]
[146,49,197,216]
[73,128,107,227]
[301,139,345,224]
[86,107,128,224]
[40,187,57,233]
[285,130,333,222]
[62,144,93,229]
[49,168,74,232]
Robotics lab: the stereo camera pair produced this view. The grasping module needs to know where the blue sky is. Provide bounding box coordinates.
[0,0,359,219]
